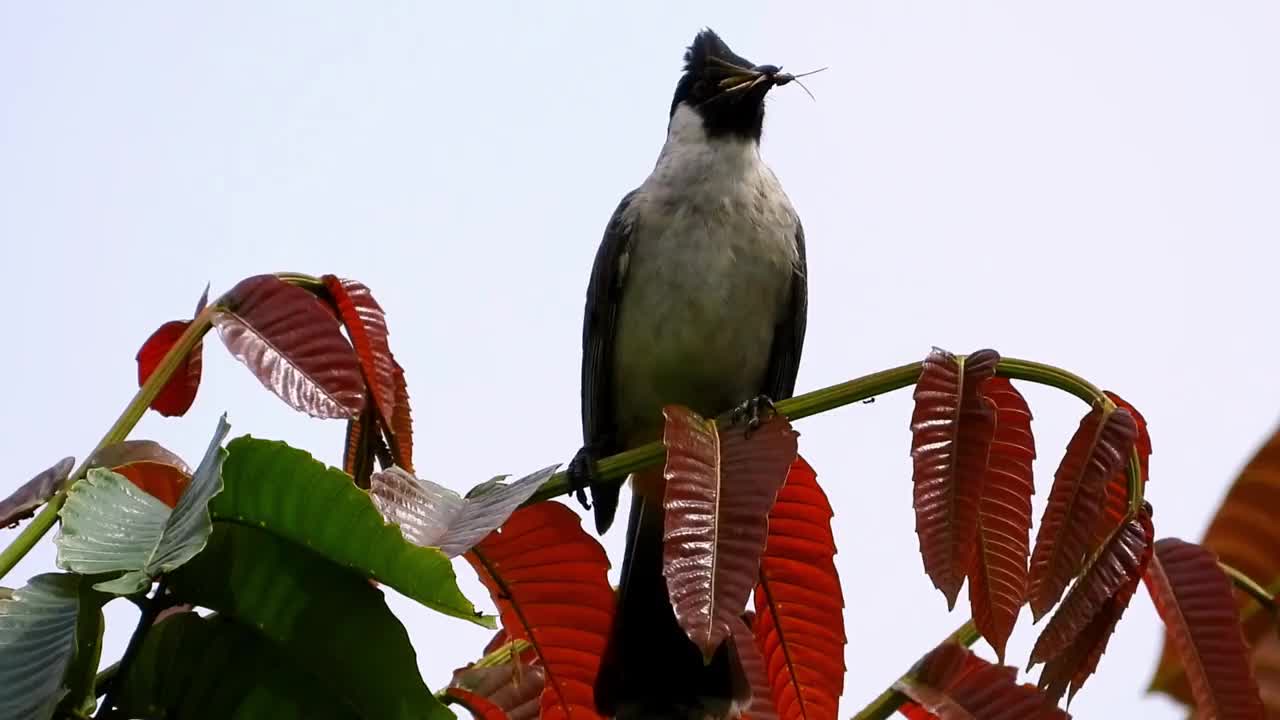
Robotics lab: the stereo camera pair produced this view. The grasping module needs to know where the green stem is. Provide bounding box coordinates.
[95,580,171,719]
[851,621,981,720]
[1221,561,1277,615]
[0,310,214,581]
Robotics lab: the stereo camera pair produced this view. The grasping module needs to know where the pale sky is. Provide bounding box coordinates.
[3,2,1279,718]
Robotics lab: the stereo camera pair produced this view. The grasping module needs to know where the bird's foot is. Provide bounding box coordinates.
[567,444,597,512]
[724,394,777,437]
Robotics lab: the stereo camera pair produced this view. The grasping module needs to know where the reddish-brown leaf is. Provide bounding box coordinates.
[1031,508,1152,666]
[1036,506,1153,705]
[343,400,380,488]
[1248,629,1280,718]
[910,348,1000,608]
[736,613,781,720]
[1144,538,1265,719]
[896,641,1070,720]
[450,630,543,720]
[464,503,613,720]
[752,455,845,720]
[446,687,512,720]
[135,286,207,417]
[1090,392,1152,550]
[1034,504,1157,696]
[1027,405,1137,620]
[661,406,798,660]
[0,457,74,528]
[390,360,415,472]
[212,274,366,419]
[1153,425,1280,702]
[968,377,1035,661]
[87,439,194,508]
[322,276,398,430]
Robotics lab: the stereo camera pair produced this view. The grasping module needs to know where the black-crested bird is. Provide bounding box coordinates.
[570,29,809,720]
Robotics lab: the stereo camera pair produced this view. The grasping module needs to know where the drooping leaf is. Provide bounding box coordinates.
[0,573,86,720]
[212,274,365,419]
[323,276,398,430]
[215,436,489,625]
[0,456,73,528]
[391,360,415,472]
[343,400,381,487]
[93,441,193,508]
[1144,538,1264,719]
[446,688,510,720]
[1037,507,1154,705]
[1248,628,1280,717]
[167,523,451,720]
[1031,507,1152,666]
[1153,424,1280,702]
[735,613,780,720]
[465,503,614,720]
[371,465,558,558]
[661,405,798,659]
[752,456,844,720]
[56,416,230,594]
[1090,392,1151,550]
[134,285,207,418]
[896,641,1070,720]
[910,348,1000,608]
[1027,404,1137,620]
[114,612,358,720]
[968,377,1035,661]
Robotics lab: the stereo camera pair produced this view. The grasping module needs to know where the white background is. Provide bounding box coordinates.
[2,3,1278,717]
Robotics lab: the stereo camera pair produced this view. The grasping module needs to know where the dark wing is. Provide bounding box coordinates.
[580,190,638,533]
[762,220,808,401]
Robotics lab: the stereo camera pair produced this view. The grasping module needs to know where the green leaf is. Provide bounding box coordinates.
[0,573,82,720]
[214,436,490,627]
[56,416,230,594]
[58,578,106,717]
[167,523,454,720]
[117,612,359,720]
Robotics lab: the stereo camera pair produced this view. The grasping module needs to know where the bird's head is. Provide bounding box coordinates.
[669,29,796,141]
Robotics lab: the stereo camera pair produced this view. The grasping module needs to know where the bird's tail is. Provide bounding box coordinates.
[595,474,749,719]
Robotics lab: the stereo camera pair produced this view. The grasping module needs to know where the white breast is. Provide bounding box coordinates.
[610,103,801,441]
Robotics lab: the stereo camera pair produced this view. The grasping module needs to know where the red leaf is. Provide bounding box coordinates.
[135,286,207,417]
[390,360,415,472]
[968,377,1035,661]
[464,503,613,720]
[661,406,798,659]
[1144,538,1265,719]
[752,456,845,720]
[212,275,365,418]
[910,348,1000,608]
[1154,425,1280,702]
[322,276,398,431]
[447,688,512,720]
[896,641,1070,720]
[89,439,193,508]
[0,457,74,528]
[735,613,781,720]
[1037,508,1153,705]
[1091,392,1152,549]
[343,400,380,488]
[1027,405,1137,620]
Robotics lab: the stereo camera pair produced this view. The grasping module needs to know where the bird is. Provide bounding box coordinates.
[569,28,809,720]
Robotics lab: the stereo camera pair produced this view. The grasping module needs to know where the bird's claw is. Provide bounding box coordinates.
[726,394,777,437]
[567,445,596,511]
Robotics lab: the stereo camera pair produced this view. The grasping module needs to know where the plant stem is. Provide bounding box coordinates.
[1220,561,1277,615]
[0,310,214,581]
[851,621,982,720]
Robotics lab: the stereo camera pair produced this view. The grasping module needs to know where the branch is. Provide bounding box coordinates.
[1220,561,1277,616]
